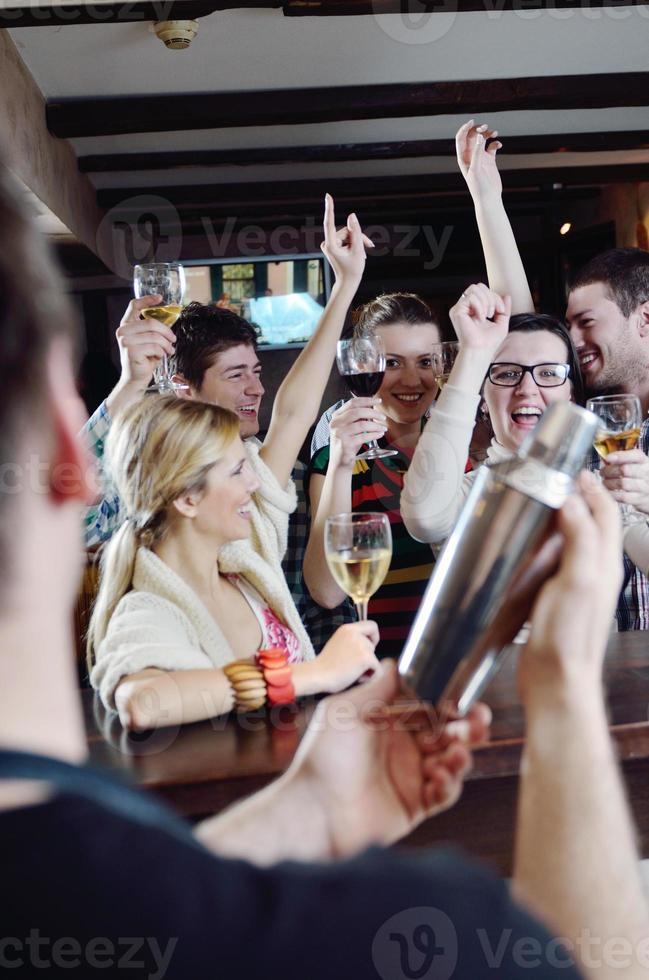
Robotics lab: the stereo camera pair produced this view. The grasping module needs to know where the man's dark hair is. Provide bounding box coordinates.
[172,302,258,389]
[0,156,79,575]
[508,313,585,406]
[568,248,649,318]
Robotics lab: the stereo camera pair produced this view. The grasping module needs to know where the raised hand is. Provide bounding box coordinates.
[115,296,177,390]
[449,283,511,353]
[329,397,387,468]
[321,193,374,288]
[456,119,503,201]
[600,449,649,515]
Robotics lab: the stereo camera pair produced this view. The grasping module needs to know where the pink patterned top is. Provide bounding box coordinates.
[228,575,303,664]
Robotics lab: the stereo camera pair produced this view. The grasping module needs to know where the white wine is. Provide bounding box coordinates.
[435,373,450,392]
[141,304,183,327]
[326,548,392,604]
[593,426,641,459]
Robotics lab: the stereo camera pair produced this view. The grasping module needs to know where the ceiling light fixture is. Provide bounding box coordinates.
[153,20,199,49]
[560,222,572,236]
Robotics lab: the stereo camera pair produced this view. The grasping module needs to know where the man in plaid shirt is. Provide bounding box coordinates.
[566,248,649,630]
[83,297,354,652]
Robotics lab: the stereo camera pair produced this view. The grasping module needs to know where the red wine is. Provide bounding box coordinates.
[343,371,385,397]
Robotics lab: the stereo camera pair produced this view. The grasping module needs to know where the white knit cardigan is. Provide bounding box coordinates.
[91,440,315,710]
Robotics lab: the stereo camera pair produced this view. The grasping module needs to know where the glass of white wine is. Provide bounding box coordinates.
[587,393,643,525]
[133,262,187,394]
[431,341,459,397]
[324,512,392,621]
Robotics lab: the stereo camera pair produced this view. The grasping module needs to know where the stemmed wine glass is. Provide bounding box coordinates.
[133,262,187,394]
[431,341,459,396]
[324,512,393,621]
[587,393,643,525]
[336,334,397,460]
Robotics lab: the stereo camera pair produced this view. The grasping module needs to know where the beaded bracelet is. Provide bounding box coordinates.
[258,648,296,707]
[223,661,267,713]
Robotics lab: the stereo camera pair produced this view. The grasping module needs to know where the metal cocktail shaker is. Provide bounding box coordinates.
[398,402,598,717]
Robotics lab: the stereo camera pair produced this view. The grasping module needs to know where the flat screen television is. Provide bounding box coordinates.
[183,254,331,349]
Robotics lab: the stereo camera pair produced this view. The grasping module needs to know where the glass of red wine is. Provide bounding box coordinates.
[336,335,398,461]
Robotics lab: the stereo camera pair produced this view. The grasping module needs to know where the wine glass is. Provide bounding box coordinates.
[324,512,393,621]
[431,341,459,396]
[133,262,187,394]
[336,335,397,460]
[587,393,644,525]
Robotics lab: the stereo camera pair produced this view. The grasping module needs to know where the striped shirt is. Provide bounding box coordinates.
[309,439,435,659]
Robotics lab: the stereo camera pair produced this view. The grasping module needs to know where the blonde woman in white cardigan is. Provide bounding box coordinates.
[89,397,380,730]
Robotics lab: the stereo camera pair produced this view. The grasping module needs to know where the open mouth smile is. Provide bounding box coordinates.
[578,350,599,372]
[511,405,542,427]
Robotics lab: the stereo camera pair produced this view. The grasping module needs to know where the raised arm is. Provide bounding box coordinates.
[401,285,510,543]
[514,474,649,980]
[259,195,373,488]
[83,297,176,546]
[456,120,534,314]
[303,399,387,608]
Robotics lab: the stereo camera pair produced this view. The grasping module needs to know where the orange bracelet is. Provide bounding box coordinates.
[223,661,267,712]
[258,648,296,706]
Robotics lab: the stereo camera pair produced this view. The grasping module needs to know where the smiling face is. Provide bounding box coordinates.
[193,343,265,437]
[375,322,441,425]
[484,330,573,452]
[189,436,261,544]
[566,282,646,396]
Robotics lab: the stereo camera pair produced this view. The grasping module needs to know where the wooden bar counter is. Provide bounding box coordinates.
[84,631,649,875]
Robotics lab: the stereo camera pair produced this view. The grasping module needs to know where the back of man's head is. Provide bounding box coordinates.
[568,247,649,318]
[172,302,258,390]
[0,157,79,585]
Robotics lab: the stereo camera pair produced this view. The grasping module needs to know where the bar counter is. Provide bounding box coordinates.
[84,631,649,875]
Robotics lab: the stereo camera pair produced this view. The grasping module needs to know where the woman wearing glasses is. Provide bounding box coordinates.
[401,283,584,545]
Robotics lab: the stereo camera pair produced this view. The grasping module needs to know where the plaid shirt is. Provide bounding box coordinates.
[587,414,649,631]
[310,400,345,457]
[82,402,352,652]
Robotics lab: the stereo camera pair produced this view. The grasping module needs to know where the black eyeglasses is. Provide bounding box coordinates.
[488,362,571,388]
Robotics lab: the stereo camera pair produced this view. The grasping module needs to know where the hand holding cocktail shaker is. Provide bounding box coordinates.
[398,402,598,716]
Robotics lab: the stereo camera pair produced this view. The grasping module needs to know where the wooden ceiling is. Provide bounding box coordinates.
[3,0,649,277]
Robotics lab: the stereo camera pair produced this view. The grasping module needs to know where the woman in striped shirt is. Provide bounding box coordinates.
[304,294,442,659]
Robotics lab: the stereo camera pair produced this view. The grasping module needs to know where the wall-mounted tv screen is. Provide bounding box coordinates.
[183,254,331,349]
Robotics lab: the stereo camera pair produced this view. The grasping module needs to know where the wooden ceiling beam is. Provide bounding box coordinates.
[79,131,649,173]
[0,0,278,28]
[284,0,649,11]
[95,165,638,211]
[3,0,642,26]
[47,72,649,138]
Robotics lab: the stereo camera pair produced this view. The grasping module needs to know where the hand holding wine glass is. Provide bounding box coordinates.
[587,394,644,525]
[133,262,187,393]
[325,513,392,622]
[337,334,397,461]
